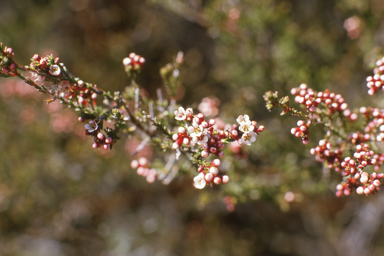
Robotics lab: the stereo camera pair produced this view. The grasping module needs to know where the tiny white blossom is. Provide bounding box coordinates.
[187,122,204,137]
[241,131,257,145]
[49,65,61,76]
[85,121,98,133]
[192,134,208,145]
[237,115,254,133]
[193,173,206,189]
[174,107,186,120]
[236,115,245,125]
[185,108,194,118]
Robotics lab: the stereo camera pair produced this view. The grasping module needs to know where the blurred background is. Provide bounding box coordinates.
[1,0,384,255]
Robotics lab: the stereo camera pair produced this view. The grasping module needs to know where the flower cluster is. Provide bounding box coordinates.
[173,108,264,157]
[131,157,157,183]
[123,53,145,77]
[172,107,264,189]
[83,120,115,150]
[291,83,354,117]
[263,56,384,197]
[366,57,384,95]
[291,120,311,144]
[0,46,17,76]
[193,159,229,189]
[310,139,343,170]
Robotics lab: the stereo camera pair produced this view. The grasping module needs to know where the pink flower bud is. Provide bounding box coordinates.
[212,159,221,167]
[137,167,145,176]
[139,157,148,167]
[146,174,156,183]
[373,179,381,187]
[172,134,179,141]
[201,150,209,158]
[356,186,364,194]
[222,175,229,183]
[172,142,180,149]
[213,177,221,185]
[185,108,193,117]
[32,54,41,61]
[97,133,105,140]
[123,57,132,66]
[209,167,219,175]
[297,120,305,126]
[131,160,139,169]
[205,173,213,181]
[78,96,85,104]
[183,137,190,145]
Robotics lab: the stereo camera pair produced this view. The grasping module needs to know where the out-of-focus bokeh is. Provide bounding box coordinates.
[1,0,384,255]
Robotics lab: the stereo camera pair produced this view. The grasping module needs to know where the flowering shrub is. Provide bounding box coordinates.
[0,42,264,193]
[2,40,384,200]
[264,59,384,197]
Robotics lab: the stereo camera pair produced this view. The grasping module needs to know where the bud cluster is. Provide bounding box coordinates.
[366,57,384,95]
[291,84,354,118]
[131,157,157,183]
[310,139,343,170]
[291,120,311,144]
[123,53,145,77]
[0,44,18,77]
[84,122,114,150]
[193,159,229,189]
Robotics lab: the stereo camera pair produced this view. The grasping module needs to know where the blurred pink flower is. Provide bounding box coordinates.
[198,96,220,117]
[344,16,361,39]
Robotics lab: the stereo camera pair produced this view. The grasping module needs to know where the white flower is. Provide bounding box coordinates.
[236,115,245,124]
[122,57,132,66]
[193,173,206,189]
[49,65,61,76]
[174,107,186,121]
[187,122,204,137]
[237,114,254,133]
[185,108,194,119]
[85,121,98,133]
[191,134,208,145]
[241,131,257,145]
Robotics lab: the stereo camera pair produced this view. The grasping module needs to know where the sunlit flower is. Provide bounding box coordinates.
[49,65,61,76]
[241,131,257,145]
[193,173,206,189]
[187,122,205,137]
[237,114,254,133]
[174,107,186,120]
[85,120,98,133]
[191,134,208,145]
